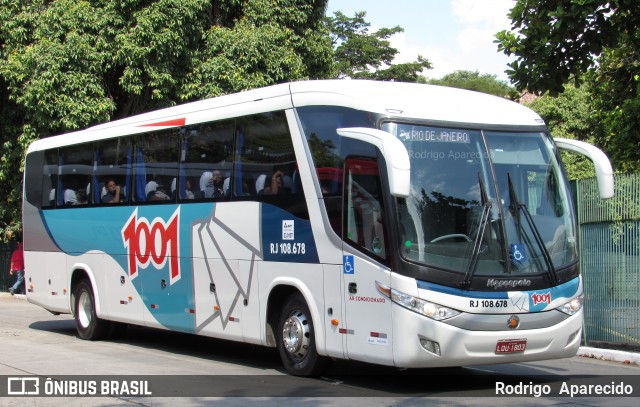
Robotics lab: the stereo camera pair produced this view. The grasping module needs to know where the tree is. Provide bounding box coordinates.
[495,0,640,172]
[495,0,637,94]
[183,0,334,100]
[525,85,600,180]
[428,70,518,99]
[587,39,640,173]
[0,0,333,240]
[0,2,434,240]
[326,11,431,82]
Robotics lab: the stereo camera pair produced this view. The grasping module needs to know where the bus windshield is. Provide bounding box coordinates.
[383,123,577,279]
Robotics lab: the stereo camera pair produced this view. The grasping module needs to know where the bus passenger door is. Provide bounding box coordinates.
[342,157,394,365]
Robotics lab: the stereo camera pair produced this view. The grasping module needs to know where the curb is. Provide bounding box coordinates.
[577,346,640,366]
[0,292,26,300]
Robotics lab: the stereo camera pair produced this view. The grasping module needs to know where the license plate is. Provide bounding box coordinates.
[495,339,527,354]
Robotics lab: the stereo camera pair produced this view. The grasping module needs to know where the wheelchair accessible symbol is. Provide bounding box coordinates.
[343,255,355,274]
[510,243,526,262]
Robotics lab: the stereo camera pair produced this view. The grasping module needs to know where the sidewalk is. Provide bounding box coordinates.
[1,291,26,300]
[577,346,640,366]
[1,292,638,366]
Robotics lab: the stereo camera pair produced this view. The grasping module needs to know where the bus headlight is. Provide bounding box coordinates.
[376,282,460,321]
[556,293,584,316]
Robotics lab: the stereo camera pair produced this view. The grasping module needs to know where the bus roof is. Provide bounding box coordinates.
[290,80,543,128]
[27,80,544,153]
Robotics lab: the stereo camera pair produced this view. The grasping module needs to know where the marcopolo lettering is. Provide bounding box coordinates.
[487,278,532,289]
[122,207,181,284]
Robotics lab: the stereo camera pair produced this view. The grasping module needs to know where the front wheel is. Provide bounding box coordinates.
[74,280,110,340]
[277,293,330,376]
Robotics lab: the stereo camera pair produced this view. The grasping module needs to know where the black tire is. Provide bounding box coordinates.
[277,293,330,376]
[74,279,110,340]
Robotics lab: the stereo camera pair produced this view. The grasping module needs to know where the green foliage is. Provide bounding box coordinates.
[2,0,116,133]
[496,0,640,172]
[0,0,332,240]
[587,39,640,173]
[184,0,333,99]
[428,70,518,99]
[525,85,599,180]
[326,11,431,81]
[495,0,631,95]
[0,1,477,241]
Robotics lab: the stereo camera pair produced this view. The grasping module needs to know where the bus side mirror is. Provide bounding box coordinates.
[337,127,410,198]
[554,138,614,199]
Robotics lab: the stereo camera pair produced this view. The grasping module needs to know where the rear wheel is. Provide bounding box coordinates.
[277,293,330,376]
[74,280,110,340]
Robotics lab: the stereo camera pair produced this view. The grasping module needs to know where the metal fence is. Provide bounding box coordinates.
[573,173,640,347]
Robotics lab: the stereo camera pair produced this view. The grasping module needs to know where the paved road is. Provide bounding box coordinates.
[0,297,638,406]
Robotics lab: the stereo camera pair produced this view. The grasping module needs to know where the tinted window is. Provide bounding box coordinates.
[60,144,93,206]
[41,149,59,209]
[29,110,306,218]
[179,120,235,201]
[297,106,377,236]
[132,131,179,203]
[238,112,307,218]
[345,157,388,262]
[96,138,130,204]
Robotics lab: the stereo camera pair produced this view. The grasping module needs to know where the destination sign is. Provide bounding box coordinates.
[400,129,471,143]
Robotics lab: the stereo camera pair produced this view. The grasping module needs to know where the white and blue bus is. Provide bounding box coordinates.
[23,80,613,376]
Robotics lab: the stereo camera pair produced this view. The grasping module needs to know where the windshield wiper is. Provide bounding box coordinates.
[507,174,559,285]
[461,174,492,287]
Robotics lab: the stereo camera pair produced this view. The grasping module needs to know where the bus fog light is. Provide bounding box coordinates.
[420,338,441,356]
[566,328,581,347]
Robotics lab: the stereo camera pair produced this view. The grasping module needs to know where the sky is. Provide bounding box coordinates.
[326,0,516,82]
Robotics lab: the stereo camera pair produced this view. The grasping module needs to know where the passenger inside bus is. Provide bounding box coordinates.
[102,179,122,204]
[172,177,195,199]
[145,181,170,201]
[75,188,88,205]
[199,170,225,198]
[261,169,291,195]
[255,174,266,195]
[63,189,77,206]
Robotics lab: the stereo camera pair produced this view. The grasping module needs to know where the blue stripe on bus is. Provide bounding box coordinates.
[417,277,580,312]
[39,202,318,331]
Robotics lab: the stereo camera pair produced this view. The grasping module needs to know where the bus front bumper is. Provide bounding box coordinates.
[391,305,583,368]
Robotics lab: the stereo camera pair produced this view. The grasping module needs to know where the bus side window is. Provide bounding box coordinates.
[96,138,130,204]
[42,149,59,208]
[238,112,308,218]
[132,131,179,204]
[344,157,388,262]
[179,121,234,202]
[59,144,93,206]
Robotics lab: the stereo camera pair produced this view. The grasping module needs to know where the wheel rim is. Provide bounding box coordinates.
[78,290,93,329]
[282,310,310,360]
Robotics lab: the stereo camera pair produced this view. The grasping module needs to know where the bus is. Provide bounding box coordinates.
[22,80,613,376]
